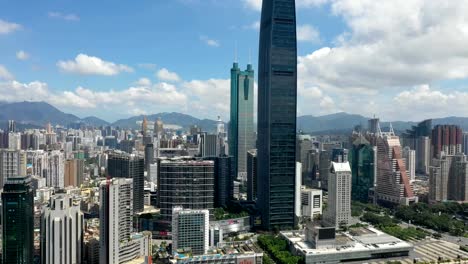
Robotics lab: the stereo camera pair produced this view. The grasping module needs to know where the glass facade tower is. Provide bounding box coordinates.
[349,137,376,203]
[2,176,34,264]
[257,0,298,230]
[229,63,255,180]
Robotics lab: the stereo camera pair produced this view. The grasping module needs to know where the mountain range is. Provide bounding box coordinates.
[2,101,468,133]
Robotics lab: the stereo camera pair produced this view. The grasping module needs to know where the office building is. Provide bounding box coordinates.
[257,0,297,230]
[349,135,376,203]
[204,155,234,207]
[297,135,315,184]
[199,133,219,157]
[369,122,417,206]
[463,132,468,155]
[41,194,84,264]
[229,62,255,180]
[368,118,380,134]
[319,150,331,190]
[432,125,462,158]
[324,162,352,228]
[99,178,151,264]
[158,158,214,221]
[402,119,432,149]
[172,207,209,255]
[2,176,34,264]
[216,116,227,156]
[64,159,84,187]
[295,162,302,219]
[247,149,257,201]
[107,151,145,213]
[144,143,154,172]
[119,139,135,154]
[402,147,416,182]
[301,187,322,220]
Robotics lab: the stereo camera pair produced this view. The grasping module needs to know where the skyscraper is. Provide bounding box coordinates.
[429,153,468,203]
[229,62,255,180]
[402,147,416,182]
[204,155,235,207]
[199,132,219,157]
[107,151,145,213]
[2,176,34,264]
[0,149,21,187]
[257,0,298,230]
[41,194,84,264]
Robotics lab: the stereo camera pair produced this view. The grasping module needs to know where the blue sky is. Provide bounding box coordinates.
[1,0,468,122]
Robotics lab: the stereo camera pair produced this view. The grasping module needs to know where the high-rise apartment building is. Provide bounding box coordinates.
[107,151,145,213]
[463,132,468,155]
[46,150,65,188]
[158,158,214,221]
[41,194,84,264]
[64,159,84,187]
[229,62,255,180]
[99,178,151,264]
[432,125,462,158]
[349,135,376,203]
[257,0,298,230]
[2,176,34,264]
[247,149,257,201]
[172,207,209,255]
[416,136,431,175]
[144,143,154,172]
[324,162,352,228]
[0,149,22,187]
[429,153,468,203]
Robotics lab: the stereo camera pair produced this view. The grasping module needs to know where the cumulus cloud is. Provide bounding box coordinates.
[200,36,220,47]
[134,77,152,87]
[0,19,21,34]
[156,68,181,82]
[16,50,29,60]
[48,12,80,21]
[297,24,321,43]
[57,54,133,76]
[0,65,14,80]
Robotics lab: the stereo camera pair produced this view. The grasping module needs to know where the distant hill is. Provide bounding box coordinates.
[0,101,80,126]
[296,112,468,133]
[3,101,468,134]
[80,116,110,127]
[112,112,219,132]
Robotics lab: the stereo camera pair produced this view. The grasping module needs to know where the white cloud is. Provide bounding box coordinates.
[0,65,14,80]
[134,78,152,87]
[156,68,181,82]
[0,19,21,34]
[297,24,321,43]
[16,50,29,60]
[48,12,80,21]
[200,36,220,47]
[57,54,133,76]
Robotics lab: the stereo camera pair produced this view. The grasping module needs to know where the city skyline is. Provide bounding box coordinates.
[2,1,468,121]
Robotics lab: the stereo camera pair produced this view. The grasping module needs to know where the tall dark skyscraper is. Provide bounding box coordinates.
[229,62,255,179]
[107,151,145,213]
[257,0,298,230]
[2,176,34,264]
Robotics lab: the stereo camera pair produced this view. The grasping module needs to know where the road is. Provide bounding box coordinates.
[399,221,468,246]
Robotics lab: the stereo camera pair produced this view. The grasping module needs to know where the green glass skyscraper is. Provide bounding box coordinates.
[349,136,376,203]
[229,63,255,180]
[2,176,34,264]
[257,0,298,230]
